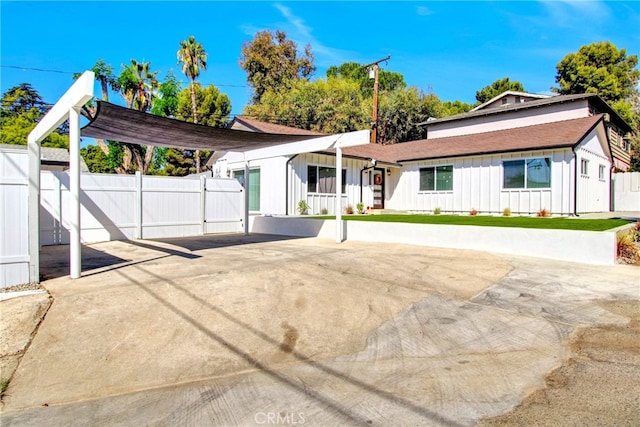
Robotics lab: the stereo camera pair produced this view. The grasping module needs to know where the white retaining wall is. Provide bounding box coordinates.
[251,216,618,266]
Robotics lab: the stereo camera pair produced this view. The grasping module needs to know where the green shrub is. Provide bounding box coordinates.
[321,208,329,215]
[433,207,441,215]
[503,208,511,217]
[356,202,365,214]
[297,200,310,215]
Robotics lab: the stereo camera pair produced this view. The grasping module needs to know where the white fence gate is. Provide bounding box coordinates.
[1,147,245,288]
[613,172,640,212]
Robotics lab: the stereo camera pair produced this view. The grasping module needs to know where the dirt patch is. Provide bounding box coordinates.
[478,299,640,426]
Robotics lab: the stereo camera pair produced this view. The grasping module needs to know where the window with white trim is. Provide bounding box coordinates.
[503,158,551,189]
[580,159,589,176]
[307,165,346,194]
[419,165,453,191]
[599,164,606,181]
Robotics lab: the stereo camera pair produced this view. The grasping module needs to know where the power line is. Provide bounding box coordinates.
[1,64,248,88]
[2,65,74,74]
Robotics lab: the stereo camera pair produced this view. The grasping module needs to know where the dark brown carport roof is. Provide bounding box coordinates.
[81,101,325,151]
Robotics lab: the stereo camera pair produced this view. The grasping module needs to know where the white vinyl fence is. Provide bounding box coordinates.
[613,172,640,212]
[1,147,245,288]
[1,148,30,287]
[40,172,244,245]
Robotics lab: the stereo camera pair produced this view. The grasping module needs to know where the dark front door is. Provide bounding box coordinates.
[373,168,384,209]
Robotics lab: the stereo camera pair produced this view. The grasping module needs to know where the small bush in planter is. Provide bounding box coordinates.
[503,208,512,217]
[469,208,478,216]
[433,207,441,215]
[321,208,329,215]
[345,205,354,214]
[356,202,365,214]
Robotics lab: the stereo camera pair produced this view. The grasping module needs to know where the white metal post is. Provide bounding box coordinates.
[27,136,41,282]
[69,107,81,279]
[27,70,94,282]
[200,175,206,235]
[336,146,342,243]
[244,159,250,235]
[135,171,142,239]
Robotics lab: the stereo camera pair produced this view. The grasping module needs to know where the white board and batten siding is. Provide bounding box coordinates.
[219,152,372,216]
[0,147,30,287]
[386,149,576,215]
[214,155,288,216]
[574,127,612,213]
[290,153,369,215]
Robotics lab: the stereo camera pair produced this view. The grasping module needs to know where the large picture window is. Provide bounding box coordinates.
[307,165,347,194]
[419,165,453,191]
[503,158,551,189]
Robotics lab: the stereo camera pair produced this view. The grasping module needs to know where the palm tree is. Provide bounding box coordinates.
[117,59,160,174]
[177,36,207,171]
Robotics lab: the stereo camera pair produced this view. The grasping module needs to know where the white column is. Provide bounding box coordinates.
[27,136,41,283]
[69,107,81,279]
[244,159,250,235]
[200,175,206,235]
[336,146,342,243]
[135,171,142,239]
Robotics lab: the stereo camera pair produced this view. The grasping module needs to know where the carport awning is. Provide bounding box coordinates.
[81,101,325,151]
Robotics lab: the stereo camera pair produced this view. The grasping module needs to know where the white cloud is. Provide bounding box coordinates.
[272,3,357,67]
[416,6,434,16]
[538,0,611,26]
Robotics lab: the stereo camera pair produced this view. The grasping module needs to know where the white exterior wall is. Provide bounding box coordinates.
[215,154,289,215]
[0,148,30,287]
[428,101,590,138]
[575,128,612,213]
[386,149,575,215]
[290,153,371,215]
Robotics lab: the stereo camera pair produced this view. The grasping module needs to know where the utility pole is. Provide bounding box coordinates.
[363,55,390,144]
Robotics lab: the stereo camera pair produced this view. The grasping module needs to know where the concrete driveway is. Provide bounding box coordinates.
[1,234,638,426]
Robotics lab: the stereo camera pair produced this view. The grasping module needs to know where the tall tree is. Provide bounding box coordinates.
[177,36,208,172]
[74,59,120,154]
[164,83,232,176]
[0,84,68,147]
[376,88,442,144]
[175,83,231,127]
[553,41,639,103]
[106,59,160,174]
[326,62,406,97]
[240,30,315,104]
[554,42,640,170]
[244,77,367,134]
[475,77,525,104]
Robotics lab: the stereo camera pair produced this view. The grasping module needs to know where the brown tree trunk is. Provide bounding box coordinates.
[190,82,200,173]
[143,146,155,175]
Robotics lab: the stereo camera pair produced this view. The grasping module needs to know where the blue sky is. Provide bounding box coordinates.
[2,1,639,119]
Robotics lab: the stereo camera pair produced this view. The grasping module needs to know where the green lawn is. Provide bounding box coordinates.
[308,214,632,231]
